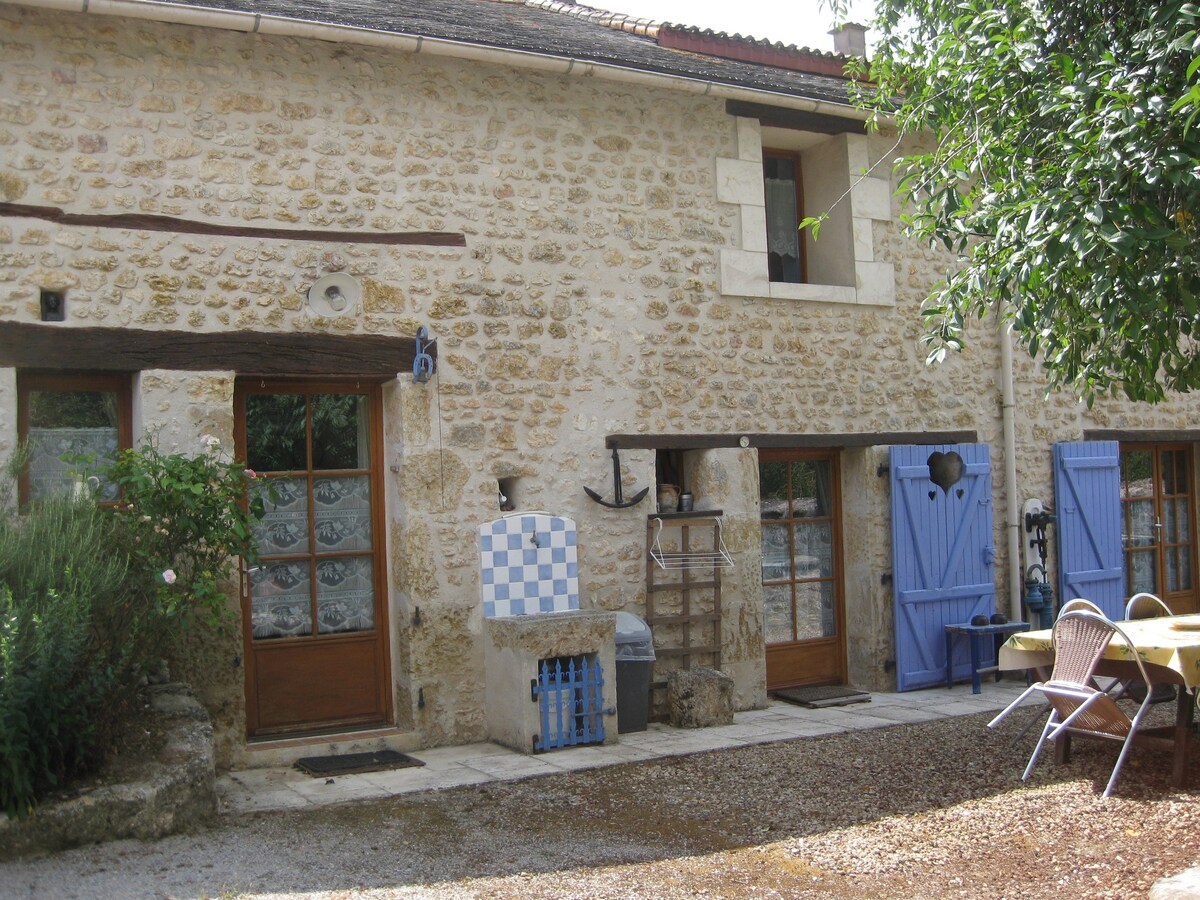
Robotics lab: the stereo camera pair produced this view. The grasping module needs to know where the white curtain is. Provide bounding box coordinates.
[765,177,799,258]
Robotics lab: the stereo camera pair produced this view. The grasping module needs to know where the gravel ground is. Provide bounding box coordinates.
[3,708,1199,899]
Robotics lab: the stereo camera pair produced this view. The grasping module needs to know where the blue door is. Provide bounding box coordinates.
[1053,441,1124,619]
[891,444,996,691]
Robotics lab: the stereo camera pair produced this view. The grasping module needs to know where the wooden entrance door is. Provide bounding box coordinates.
[236,380,391,737]
[759,450,846,688]
[1121,444,1199,614]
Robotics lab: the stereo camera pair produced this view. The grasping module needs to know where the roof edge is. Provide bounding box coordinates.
[5,0,870,121]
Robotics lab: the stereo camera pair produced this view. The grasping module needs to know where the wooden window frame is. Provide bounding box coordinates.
[16,371,134,505]
[763,149,808,285]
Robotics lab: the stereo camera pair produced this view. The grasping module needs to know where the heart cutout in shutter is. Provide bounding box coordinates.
[927,450,965,493]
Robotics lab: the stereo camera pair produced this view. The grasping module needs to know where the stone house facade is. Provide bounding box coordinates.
[3,0,1199,767]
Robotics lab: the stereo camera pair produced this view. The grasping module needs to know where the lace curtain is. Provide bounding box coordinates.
[765,176,800,259]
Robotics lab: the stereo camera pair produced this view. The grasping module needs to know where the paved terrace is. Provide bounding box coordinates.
[218,680,1029,814]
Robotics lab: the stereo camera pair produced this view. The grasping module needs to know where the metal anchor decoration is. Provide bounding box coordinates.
[584,446,649,509]
[413,326,435,384]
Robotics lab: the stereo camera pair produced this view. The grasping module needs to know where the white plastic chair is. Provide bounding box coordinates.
[988,609,1159,798]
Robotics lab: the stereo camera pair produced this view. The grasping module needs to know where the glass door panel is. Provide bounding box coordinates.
[1121,444,1198,612]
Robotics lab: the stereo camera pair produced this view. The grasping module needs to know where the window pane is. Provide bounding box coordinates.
[250,562,312,640]
[253,476,310,555]
[1128,548,1158,596]
[313,475,372,552]
[793,521,833,579]
[316,556,375,634]
[312,394,368,470]
[759,461,789,513]
[764,155,802,284]
[796,581,836,640]
[790,460,832,518]
[1125,500,1156,548]
[1121,451,1153,497]
[1162,450,1180,495]
[1172,547,1192,592]
[763,583,795,644]
[246,394,307,472]
[27,390,120,501]
[761,523,792,581]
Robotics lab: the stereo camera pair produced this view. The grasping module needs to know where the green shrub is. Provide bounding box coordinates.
[0,493,129,818]
[0,439,264,818]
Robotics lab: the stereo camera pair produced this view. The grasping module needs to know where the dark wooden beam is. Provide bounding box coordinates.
[0,202,466,247]
[606,431,978,450]
[0,321,431,377]
[725,100,868,135]
[1085,429,1200,443]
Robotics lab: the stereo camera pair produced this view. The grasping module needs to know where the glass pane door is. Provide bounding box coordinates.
[1121,444,1198,613]
[236,380,391,737]
[760,449,844,688]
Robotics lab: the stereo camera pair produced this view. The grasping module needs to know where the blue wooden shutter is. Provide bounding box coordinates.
[890,444,996,691]
[1053,441,1123,619]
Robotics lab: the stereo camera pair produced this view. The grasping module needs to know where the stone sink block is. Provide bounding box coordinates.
[667,666,734,729]
[483,610,618,754]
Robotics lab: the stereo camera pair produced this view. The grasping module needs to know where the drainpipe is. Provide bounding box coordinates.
[11,0,882,126]
[1000,326,1022,619]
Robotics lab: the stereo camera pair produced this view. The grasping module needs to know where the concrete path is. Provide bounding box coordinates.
[218,681,1028,814]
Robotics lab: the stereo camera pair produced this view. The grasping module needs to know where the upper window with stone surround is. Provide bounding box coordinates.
[717,117,895,307]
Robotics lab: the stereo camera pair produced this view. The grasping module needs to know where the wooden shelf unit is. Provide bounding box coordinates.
[645,513,729,720]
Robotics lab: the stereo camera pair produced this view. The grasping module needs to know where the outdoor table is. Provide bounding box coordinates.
[944,621,1030,694]
[999,613,1200,788]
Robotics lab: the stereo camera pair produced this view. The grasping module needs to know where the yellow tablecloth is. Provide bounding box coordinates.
[999,613,1200,689]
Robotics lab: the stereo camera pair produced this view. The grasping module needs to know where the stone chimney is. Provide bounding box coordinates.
[830,22,868,59]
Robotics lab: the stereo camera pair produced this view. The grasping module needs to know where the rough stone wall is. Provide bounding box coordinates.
[5,5,1200,750]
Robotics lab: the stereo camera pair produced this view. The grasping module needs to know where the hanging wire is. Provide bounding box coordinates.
[434,366,446,512]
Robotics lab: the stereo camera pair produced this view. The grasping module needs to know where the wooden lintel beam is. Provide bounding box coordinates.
[0,202,466,247]
[725,100,869,135]
[606,431,979,450]
[0,321,432,377]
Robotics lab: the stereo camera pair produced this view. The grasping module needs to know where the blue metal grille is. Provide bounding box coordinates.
[531,654,605,752]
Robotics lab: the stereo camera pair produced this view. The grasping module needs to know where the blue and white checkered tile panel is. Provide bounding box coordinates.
[478,513,579,617]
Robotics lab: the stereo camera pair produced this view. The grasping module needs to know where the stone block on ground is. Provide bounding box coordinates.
[1150,866,1200,900]
[0,683,216,860]
[667,667,734,729]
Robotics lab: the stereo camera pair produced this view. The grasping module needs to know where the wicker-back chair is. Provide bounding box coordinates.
[1125,591,1172,620]
[988,609,1158,797]
[1057,597,1103,617]
[1113,592,1177,704]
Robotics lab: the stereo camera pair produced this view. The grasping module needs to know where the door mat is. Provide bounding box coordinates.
[769,686,871,709]
[294,750,425,777]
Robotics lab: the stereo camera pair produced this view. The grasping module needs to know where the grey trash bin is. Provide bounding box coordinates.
[614,611,655,733]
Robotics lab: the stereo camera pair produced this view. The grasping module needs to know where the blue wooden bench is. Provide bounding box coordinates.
[943,621,1030,694]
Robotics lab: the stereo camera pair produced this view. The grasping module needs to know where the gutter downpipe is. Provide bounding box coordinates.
[1000,325,1022,620]
[14,0,881,125]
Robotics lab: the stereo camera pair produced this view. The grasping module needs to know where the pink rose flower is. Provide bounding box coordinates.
[162,569,177,585]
